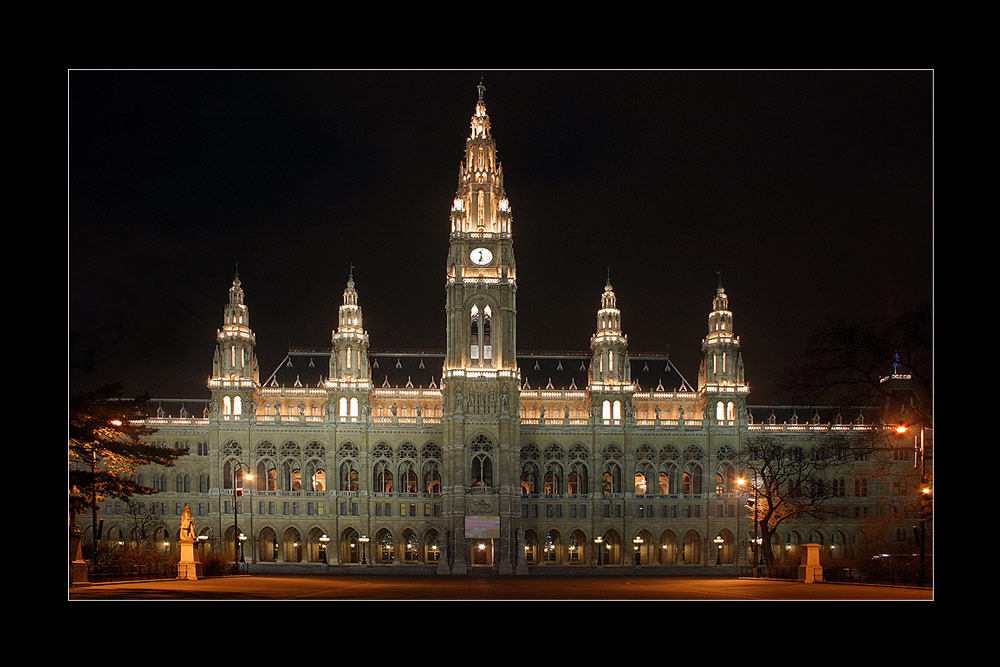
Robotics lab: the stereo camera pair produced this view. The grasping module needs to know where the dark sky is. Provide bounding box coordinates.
[68,69,933,406]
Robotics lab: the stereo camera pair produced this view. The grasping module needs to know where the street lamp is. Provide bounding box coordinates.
[593,536,603,568]
[319,534,330,564]
[633,535,643,567]
[739,475,763,577]
[238,532,247,563]
[244,472,254,564]
[359,534,370,566]
[899,423,932,588]
[232,462,245,570]
[714,535,724,565]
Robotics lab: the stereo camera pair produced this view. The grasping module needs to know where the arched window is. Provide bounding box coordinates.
[726,401,735,421]
[339,397,348,419]
[658,470,671,495]
[350,397,359,419]
[483,305,492,361]
[602,464,621,494]
[340,461,359,492]
[521,465,537,495]
[602,400,611,422]
[472,453,493,486]
[682,464,703,495]
[470,305,480,360]
[613,400,622,421]
[374,461,393,493]
[399,462,418,493]
[233,395,242,415]
[716,401,725,421]
[471,435,493,486]
[310,466,326,492]
[634,472,648,495]
[424,464,441,495]
[568,464,587,495]
[543,466,560,495]
[223,396,232,415]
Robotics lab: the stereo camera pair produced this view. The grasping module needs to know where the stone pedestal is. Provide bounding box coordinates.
[69,523,90,587]
[177,537,204,580]
[797,543,823,583]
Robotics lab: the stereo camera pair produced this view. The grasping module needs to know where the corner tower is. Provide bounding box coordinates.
[698,276,748,426]
[209,273,259,418]
[589,276,635,424]
[327,269,371,422]
[440,82,521,576]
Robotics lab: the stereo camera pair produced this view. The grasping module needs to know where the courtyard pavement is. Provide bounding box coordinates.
[68,573,933,601]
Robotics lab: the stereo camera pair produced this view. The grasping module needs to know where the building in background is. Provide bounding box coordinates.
[85,85,930,575]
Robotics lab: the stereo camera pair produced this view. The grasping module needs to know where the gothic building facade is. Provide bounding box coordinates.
[90,86,927,574]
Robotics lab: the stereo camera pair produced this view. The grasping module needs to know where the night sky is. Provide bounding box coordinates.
[68,70,933,406]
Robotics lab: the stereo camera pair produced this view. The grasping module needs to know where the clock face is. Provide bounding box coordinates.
[470,247,493,265]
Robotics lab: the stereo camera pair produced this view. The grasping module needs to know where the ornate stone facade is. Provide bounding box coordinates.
[88,86,928,575]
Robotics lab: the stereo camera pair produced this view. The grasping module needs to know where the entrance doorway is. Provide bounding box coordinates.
[471,539,494,567]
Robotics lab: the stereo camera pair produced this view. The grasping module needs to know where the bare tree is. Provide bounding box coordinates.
[779,304,931,427]
[737,430,887,572]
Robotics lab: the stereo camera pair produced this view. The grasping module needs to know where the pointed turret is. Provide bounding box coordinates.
[209,272,258,418]
[330,268,370,381]
[589,276,631,386]
[698,275,748,425]
[327,269,371,424]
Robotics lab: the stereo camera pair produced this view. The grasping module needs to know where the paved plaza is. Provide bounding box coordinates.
[68,574,933,601]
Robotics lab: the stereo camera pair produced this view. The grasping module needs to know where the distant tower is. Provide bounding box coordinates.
[328,269,371,422]
[589,276,634,424]
[210,273,259,418]
[698,276,748,426]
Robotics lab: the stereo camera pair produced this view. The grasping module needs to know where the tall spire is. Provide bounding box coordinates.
[450,82,511,237]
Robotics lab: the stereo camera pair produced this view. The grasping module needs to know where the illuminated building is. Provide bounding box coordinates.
[92,84,929,574]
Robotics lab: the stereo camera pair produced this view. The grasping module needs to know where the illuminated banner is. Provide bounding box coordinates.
[465,515,500,538]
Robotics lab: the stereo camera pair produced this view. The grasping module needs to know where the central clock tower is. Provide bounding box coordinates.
[440,82,522,574]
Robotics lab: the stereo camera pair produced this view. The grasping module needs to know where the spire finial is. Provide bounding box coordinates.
[477,74,485,102]
[716,269,722,288]
[606,266,612,287]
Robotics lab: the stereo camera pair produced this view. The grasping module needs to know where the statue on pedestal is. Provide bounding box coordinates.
[177,504,204,580]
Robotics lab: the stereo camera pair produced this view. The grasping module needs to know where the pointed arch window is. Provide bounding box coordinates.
[568,464,587,496]
[470,305,480,360]
[340,461,359,492]
[399,462,418,494]
[472,453,493,487]
[482,305,492,360]
[602,463,621,494]
[374,461,393,493]
[520,464,538,495]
